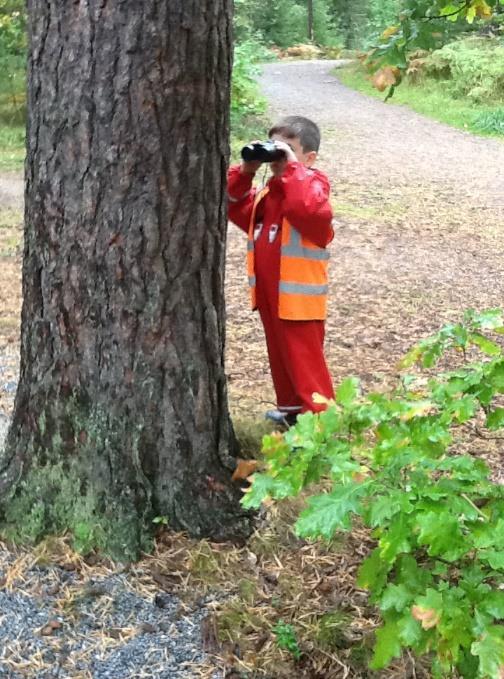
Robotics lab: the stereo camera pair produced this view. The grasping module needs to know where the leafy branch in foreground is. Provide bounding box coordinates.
[367,0,503,96]
[243,308,504,678]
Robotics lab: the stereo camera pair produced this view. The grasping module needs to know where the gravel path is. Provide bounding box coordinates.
[0,172,23,210]
[0,546,218,679]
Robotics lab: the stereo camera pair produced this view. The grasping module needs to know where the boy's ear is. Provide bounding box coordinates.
[304,150,317,167]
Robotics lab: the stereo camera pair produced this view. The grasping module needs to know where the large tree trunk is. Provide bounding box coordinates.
[0,0,252,560]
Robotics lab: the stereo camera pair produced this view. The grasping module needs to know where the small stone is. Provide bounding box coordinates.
[40,619,62,636]
[61,561,77,572]
[154,592,172,609]
[44,583,61,597]
[83,582,107,598]
[106,627,123,639]
[138,622,157,634]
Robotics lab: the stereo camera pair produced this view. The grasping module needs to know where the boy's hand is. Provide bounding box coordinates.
[241,160,262,175]
[241,140,263,175]
[272,140,297,163]
[270,140,297,177]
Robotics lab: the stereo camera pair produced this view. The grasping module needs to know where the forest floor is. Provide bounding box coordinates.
[226,60,504,420]
[0,60,503,678]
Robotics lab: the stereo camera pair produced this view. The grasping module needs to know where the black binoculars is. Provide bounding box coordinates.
[241,140,286,163]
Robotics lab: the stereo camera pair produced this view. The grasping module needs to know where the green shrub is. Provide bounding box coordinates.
[0,2,26,58]
[0,3,26,169]
[312,1,342,47]
[425,37,504,103]
[230,39,269,156]
[244,309,504,678]
[231,40,267,121]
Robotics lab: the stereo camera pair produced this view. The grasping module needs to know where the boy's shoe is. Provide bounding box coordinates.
[265,409,298,428]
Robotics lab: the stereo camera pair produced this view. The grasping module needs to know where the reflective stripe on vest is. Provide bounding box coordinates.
[247,187,269,310]
[281,228,330,261]
[247,187,329,321]
[279,282,329,296]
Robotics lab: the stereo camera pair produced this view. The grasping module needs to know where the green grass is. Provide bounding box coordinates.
[473,108,504,135]
[0,65,26,172]
[336,64,504,139]
[0,125,25,172]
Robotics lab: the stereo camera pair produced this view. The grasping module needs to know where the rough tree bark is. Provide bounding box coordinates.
[0,0,252,559]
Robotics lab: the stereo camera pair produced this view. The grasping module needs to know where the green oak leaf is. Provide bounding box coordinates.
[478,550,504,570]
[357,548,391,593]
[469,333,502,357]
[380,583,412,612]
[336,377,360,408]
[379,514,412,564]
[486,408,504,431]
[479,592,504,620]
[471,627,504,678]
[370,618,403,669]
[295,483,369,539]
[416,511,466,561]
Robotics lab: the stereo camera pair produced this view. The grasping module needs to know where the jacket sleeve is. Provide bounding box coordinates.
[278,162,334,247]
[227,165,257,234]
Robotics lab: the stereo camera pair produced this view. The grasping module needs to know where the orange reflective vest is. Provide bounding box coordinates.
[247,187,330,321]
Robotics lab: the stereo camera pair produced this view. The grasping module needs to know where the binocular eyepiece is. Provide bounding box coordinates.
[241,141,286,163]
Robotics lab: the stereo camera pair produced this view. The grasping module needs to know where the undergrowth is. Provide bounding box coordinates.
[230,39,272,162]
[245,308,504,678]
[424,37,504,105]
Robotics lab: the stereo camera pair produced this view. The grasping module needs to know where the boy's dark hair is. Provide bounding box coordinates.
[269,115,321,153]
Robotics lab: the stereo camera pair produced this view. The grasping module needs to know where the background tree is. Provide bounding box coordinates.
[233,0,339,48]
[0,0,252,560]
[308,0,314,40]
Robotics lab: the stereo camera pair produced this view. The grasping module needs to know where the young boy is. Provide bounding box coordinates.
[228,115,334,426]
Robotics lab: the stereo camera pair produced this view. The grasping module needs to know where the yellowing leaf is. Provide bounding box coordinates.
[398,345,422,369]
[313,392,335,406]
[412,605,440,630]
[474,0,493,19]
[400,401,435,421]
[466,5,477,22]
[352,466,371,483]
[232,459,259,482]
[372,66,400,92]
[381,25,399,39]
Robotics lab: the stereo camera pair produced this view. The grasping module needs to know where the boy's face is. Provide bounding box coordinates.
[269,132,317,177]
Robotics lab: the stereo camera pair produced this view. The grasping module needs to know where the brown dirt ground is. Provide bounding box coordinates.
[0,206,22,419]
